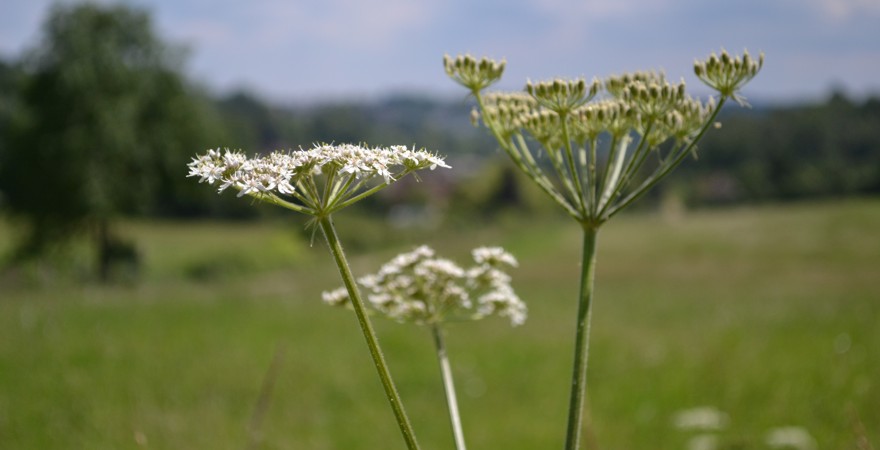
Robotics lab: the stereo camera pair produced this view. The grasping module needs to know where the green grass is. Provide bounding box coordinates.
[1,199,878,449]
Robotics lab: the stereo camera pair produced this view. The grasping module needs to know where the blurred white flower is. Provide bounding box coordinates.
[472,246,519,267]
[766,426,817,450]
[673,406,729,432]
[321,287,350,307]
[687,434,719,450]
[323,245,526,326]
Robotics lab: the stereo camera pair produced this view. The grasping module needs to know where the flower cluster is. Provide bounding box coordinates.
[448,50,761,224]
[323,245,526,326]
[526,78,600,114]
[479,72,712,149]
[694,49,764,106]
[187,143,449,216]
[443,54,506,93]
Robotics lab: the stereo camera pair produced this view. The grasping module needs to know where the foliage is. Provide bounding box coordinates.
[680,91,880,203]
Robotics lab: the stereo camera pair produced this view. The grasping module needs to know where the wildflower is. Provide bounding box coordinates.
[694,49,764,106]
[766,426,817,450]
[324,245,526,327]
[472,246,518,267]
[673,406,730,432]
[445,49,762,450]
[321,287,350,307]
[187,143,449,217]
[187,143,449,450]
[323,245,525,450]
[444,54,506,93]
[444,50,762,225]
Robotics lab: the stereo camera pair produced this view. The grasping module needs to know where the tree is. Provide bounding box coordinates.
[0,3,222,280]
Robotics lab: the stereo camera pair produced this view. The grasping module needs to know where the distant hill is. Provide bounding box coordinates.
[214,89,880,207]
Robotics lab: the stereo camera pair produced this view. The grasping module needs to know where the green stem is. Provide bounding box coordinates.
[512,134,580,220]
[561,115,588,214]
[431,323,467,450]
[318,216,421,450]
[474,90,579,219]
[332,179,391,212]
[564,225,599,450]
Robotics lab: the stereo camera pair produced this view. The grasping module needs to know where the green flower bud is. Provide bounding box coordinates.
[443,53,506,93]
[694,49,764,105]
[526,78,595,114]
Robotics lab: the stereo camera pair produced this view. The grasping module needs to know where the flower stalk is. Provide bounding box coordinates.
[319,216,421,450]
[431,323,467,450]
[565,225,598,450]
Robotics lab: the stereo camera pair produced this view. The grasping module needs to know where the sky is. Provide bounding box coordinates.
[2,0,879,104]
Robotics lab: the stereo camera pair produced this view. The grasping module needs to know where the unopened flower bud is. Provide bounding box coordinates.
[470,108,480,127]
[444,53,506,92]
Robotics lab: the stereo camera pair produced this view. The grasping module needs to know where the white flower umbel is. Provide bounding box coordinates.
[445,50,762,450]
[323,245,524,450]
[324,245,525,327]
[188,143,449,450]
[188,143,448,217]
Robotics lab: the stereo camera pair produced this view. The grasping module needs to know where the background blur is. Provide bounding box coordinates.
[1,1,878,449]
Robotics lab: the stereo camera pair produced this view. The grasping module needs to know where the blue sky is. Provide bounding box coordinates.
[2,0,879,104]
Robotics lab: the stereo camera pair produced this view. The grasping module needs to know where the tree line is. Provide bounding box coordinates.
[1,3,878,278]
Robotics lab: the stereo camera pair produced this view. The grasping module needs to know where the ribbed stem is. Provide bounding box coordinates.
[431,323,467,450]
[319,216,421,450]
[564,225,599,450]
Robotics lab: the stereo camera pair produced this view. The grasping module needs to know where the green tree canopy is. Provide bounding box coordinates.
[0,3,224,279]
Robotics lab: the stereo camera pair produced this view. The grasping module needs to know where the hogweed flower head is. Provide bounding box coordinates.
[444,49,762,225]
[694,49,764,106]
[187,143,449,217]
[323,245,526,326]
[444,54,506,93]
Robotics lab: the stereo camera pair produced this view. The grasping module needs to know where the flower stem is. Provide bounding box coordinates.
[564,225,599,450]
[318,216,421,450]
[431,323,467,450]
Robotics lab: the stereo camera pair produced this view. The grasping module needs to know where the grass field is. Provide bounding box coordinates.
[1,199,878,449]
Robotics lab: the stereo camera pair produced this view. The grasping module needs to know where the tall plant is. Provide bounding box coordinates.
[444,49,763,449]
[188,143,449,449]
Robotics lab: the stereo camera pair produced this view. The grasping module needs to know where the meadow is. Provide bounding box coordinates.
[1,198,877,449]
